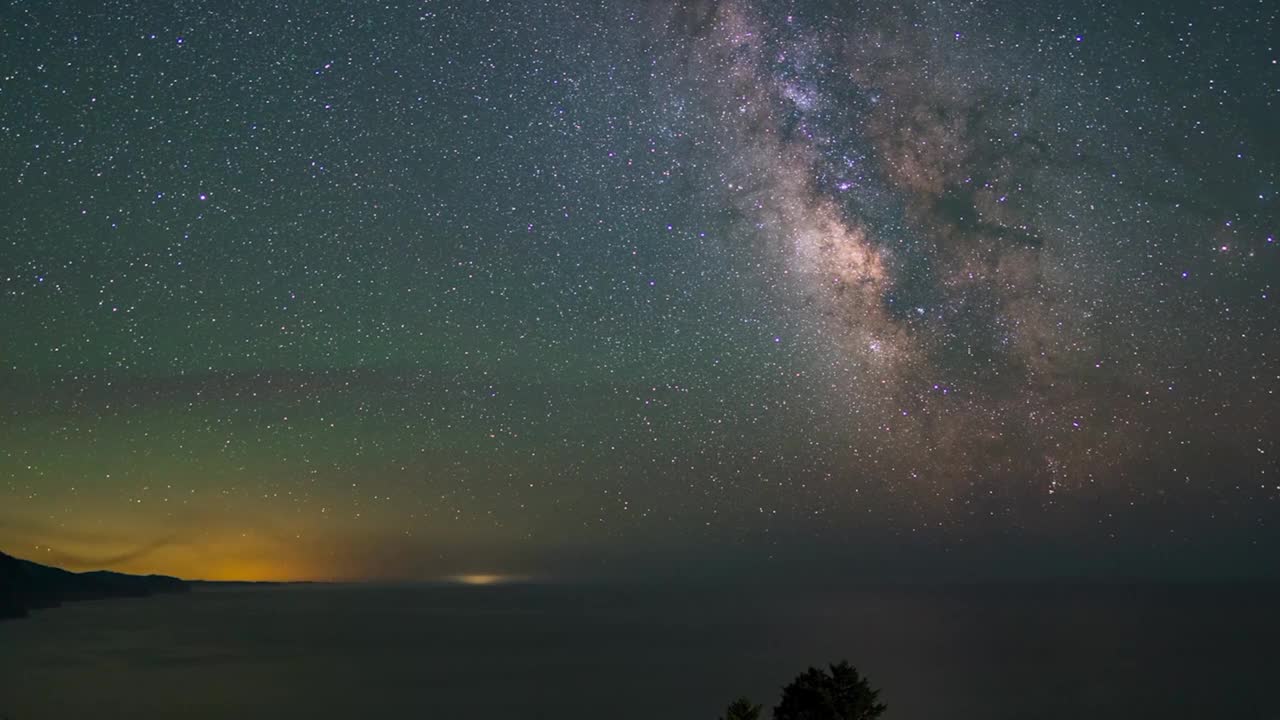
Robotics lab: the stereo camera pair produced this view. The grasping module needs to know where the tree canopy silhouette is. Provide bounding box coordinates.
[720,696,763,720]
[772,661,887,720]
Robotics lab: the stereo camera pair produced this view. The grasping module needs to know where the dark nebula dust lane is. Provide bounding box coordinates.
[0,0,1276,580]
[648,0,1277,528]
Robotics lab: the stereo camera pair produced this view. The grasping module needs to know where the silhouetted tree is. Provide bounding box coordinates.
[720,696,763,720]
[772,661,886,720]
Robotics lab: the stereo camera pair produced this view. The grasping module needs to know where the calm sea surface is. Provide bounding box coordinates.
[1,582,1277,719]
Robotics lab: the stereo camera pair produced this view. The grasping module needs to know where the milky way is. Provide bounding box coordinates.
[0,0,1275,580]
[655,0,1277,527]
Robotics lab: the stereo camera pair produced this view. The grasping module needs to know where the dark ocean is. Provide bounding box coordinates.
[2,582,1277,719]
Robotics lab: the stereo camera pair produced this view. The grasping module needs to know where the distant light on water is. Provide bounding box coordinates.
[448,574,523,586]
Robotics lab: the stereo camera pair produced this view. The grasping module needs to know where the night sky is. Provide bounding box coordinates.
[1,0,1275,582]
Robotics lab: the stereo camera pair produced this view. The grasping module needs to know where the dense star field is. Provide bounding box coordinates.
[1,0,1275,581]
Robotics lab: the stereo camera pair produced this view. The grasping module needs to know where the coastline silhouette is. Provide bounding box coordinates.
[0,550,189,621]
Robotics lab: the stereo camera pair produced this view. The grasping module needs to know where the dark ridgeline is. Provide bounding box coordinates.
[0,550,189,621]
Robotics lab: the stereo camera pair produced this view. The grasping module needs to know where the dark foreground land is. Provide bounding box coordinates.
[0,551,189,620]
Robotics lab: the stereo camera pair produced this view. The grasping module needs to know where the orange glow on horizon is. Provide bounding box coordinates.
[3,530,325,583]
[2,513,537,584]
[103,551,317,583]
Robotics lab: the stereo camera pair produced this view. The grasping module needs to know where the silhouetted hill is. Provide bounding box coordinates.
[0,551,189,621]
